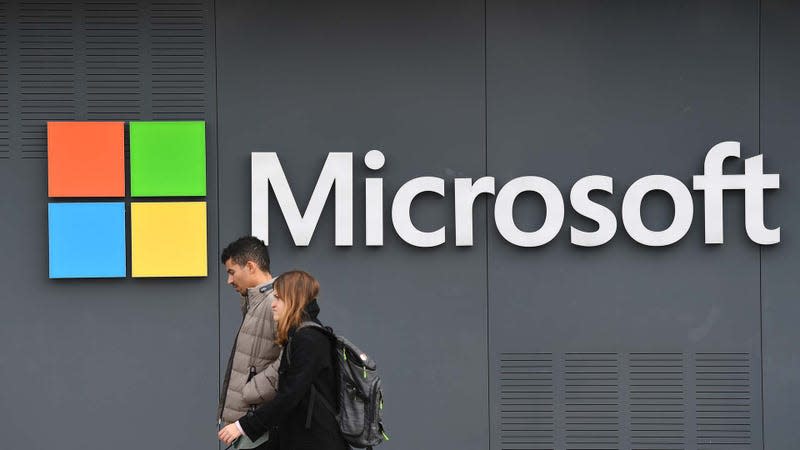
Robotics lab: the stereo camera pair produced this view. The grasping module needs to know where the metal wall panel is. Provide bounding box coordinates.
[214,1,487,449]
[486,1,763,449]
[1,1,799,449]
[0,1,8,158]
[762,0,800,448]
[85,0,141,120]
[0,2,218,450]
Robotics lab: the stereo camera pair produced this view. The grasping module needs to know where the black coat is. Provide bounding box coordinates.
[238,301,349,450]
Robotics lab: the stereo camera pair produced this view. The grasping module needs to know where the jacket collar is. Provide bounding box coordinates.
[242,279,274,312]
[304,298,320,321]
[288,299,321,338]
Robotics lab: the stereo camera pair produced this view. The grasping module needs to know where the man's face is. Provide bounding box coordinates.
[224,259,253,296]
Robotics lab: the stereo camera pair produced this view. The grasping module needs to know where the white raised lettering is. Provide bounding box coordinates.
[251,152,353,246]
[570,175,617,247]
[392,176,446,247]
[622,175,693,246]
[494,176,564,247]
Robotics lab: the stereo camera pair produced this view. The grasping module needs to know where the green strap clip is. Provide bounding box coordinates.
[381,431,390,441]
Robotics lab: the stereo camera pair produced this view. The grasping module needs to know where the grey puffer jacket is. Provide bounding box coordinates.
[218,280,282,424]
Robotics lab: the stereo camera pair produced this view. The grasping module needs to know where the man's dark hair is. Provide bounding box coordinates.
[220,236,270,272]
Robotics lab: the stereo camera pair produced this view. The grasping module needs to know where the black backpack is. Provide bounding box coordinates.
[287,321,388,449]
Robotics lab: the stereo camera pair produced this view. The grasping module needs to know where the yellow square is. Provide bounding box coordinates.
[131,202,207,277]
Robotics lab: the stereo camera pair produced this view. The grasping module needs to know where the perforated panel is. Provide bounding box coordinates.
[4,0,210,160]
[0,1,9,159]
[630,353,685,450]
[19,0,75,159]
[85,0,142,120]
[496,352,755,450]
[565,353,620,449]
[151,0,207,120]
[499,353,554,449]
[695,353,752,449]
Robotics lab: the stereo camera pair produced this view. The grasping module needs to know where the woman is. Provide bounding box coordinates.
[218,270,349,450]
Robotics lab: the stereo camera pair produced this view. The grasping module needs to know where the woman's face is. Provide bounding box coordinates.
[271,290,285,322]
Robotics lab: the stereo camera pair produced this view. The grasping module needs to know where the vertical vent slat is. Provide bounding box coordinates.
[495,351,755,449]
[19,0,75,158]
[150,0,207,120]
[695,352,752,449]
[12,0,210,147]
[630,352,685,450]
[564,352,620,449]
[499,353,554,450]
[85,0,141,120]
[0,0,8,158]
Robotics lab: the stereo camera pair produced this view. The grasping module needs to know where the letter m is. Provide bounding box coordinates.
[251,153,353,246]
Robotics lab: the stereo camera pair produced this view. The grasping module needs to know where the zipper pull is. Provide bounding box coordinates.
[342,348,348,361]
[363,366,367,379]
[382,430,390,441]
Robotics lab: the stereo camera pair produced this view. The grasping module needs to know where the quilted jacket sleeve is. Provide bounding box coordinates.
[242,352,281,404]
[238,328,329,440]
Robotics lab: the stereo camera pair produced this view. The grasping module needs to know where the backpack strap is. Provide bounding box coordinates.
[304,386,316,429]
[304,384,338,429]
[287,322,339,429]
[285,321,331,366]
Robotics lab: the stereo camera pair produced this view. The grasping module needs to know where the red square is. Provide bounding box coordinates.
[47,122,125,197]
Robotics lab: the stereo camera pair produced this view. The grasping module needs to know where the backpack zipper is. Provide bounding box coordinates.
[366,379,380,442]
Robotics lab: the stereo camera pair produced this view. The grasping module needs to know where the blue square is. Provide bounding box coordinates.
[48,203,127,278]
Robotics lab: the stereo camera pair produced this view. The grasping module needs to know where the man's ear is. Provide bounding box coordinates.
[245,260,257,274]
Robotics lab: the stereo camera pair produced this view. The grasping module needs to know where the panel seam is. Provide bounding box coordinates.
[212,0,223,446]
[758,1,766,449]
[483,1,490,449]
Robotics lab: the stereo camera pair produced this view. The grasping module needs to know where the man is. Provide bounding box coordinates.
[217,236,281,449]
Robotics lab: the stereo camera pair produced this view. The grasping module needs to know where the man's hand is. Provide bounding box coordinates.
[218,423,243,446]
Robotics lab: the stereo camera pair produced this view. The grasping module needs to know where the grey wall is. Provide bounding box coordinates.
[215,1,488,449]
[0,1,220,449]
[0,1,797,450]
[762,1,800,450]
[487,1,762,449]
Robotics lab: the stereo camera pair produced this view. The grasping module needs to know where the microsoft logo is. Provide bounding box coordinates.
[47,121,208,278]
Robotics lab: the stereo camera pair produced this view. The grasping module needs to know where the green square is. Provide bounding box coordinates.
[130,121,206,197]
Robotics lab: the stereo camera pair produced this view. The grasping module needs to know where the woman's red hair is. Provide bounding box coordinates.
[273,270,320,346]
